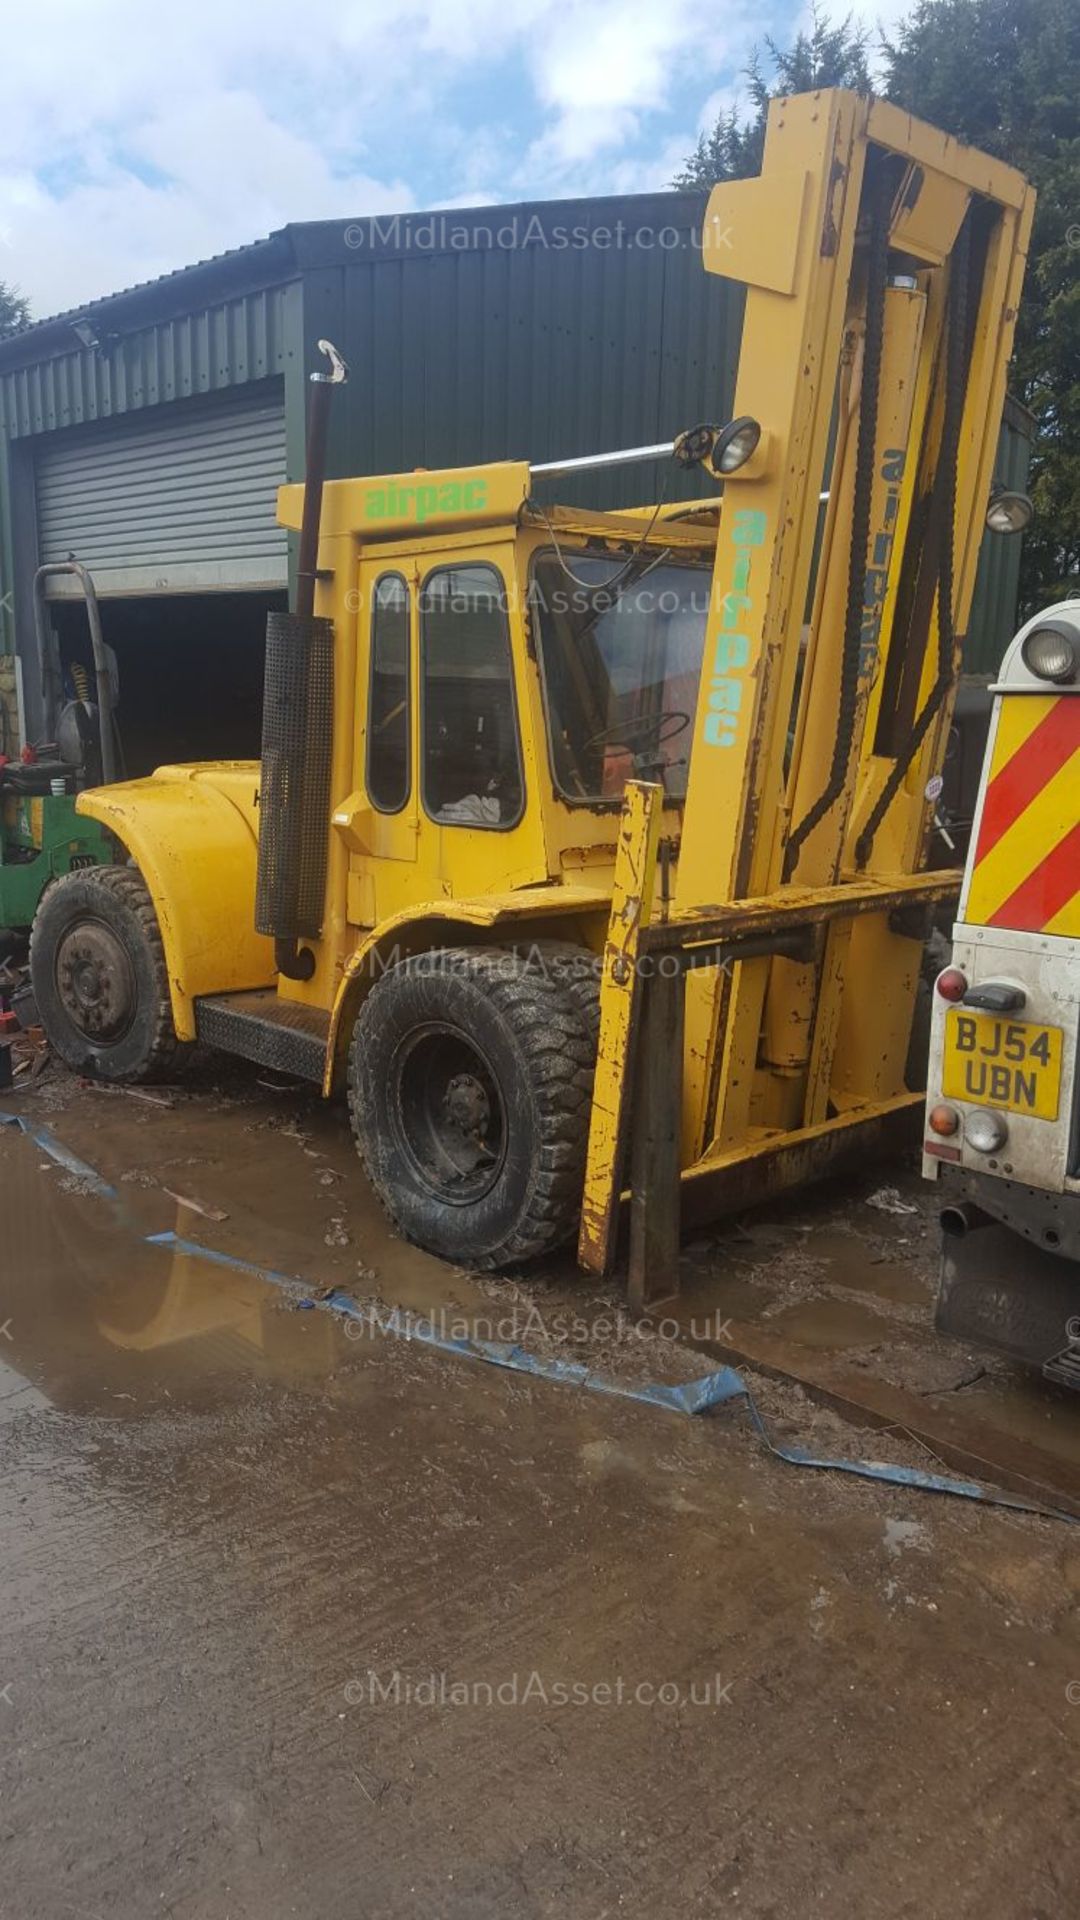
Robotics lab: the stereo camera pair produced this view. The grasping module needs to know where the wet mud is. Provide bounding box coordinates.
[1,1063,1079,1916]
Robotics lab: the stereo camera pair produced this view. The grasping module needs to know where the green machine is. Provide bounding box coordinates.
[0,562,118,951]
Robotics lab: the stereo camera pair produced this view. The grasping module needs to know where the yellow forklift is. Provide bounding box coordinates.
[30,91,1034,1290]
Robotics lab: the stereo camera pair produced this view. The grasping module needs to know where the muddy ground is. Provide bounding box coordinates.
[1,1054,1079,1917]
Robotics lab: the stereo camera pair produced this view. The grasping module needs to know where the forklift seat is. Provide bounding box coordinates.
[0,762,70,798]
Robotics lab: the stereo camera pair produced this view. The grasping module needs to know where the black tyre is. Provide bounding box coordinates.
[30,866,184,1083]
[513,938,601,1053]
[347,945,596,1267]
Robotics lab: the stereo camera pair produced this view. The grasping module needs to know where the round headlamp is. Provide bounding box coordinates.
[985,489,1033,536]
[712,416,761,475]
[1021,623,1078,685]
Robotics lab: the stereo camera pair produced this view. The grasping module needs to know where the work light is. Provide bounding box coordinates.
[712,416,762,474]
[985,487,1033,535]
[1021,623,1078,684]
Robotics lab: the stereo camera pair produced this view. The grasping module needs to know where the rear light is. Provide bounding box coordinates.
[928,1103,960,1136]
[936,967,967,1002]
[966,1110,1008,1154]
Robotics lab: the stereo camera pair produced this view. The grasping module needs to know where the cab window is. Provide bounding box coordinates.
[530,548,709,804]
[366,574,410,814]
[420,564,524,829]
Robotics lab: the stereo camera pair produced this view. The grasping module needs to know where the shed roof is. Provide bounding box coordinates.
[0,191,709,369]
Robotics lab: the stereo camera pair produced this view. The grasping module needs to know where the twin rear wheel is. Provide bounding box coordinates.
[347,944,599,1268]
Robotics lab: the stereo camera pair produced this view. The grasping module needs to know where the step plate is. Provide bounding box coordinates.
[195,991,329,1084]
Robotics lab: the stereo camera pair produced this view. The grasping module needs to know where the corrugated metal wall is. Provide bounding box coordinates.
[0,286,295,441]
[297,201,742,511]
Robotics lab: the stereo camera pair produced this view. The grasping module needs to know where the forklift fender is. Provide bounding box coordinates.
[323,886,609,1095]
[77,763,275,1041]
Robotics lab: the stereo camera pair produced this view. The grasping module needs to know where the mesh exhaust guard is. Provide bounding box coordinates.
[254,609,335,961]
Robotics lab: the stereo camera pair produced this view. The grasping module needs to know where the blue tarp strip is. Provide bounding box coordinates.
[4,1114,1072,1522]
[0,1111,118,1197]
[152,1234,1074,1520]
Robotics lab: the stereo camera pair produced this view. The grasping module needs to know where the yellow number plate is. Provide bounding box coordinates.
[942,1009,1063,1121]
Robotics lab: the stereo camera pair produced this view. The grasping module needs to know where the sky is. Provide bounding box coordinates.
[0,0,895,321]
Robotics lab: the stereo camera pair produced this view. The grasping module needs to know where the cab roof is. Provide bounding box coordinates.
[278,459,719,554]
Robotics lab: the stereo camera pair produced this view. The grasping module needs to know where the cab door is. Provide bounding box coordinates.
[344,561,419,930]
[344,543,548,932]
[409,544,548,907]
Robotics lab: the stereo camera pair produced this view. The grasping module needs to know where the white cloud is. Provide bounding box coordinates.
[0,95,414,316]
[0,0,770,316]
[522,0,754,179]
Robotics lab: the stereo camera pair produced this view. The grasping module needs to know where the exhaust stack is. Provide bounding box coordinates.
[255,340,348,982]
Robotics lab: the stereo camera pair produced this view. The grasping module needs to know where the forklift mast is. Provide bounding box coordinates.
[581,90,1034,1291]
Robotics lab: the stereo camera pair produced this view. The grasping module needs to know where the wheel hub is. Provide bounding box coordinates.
[55,921,136,1042]
[393,1026,507,1204]
[443,1071,491,1137]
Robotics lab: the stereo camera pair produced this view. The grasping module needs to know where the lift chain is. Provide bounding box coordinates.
[783,161,891,881]
[853,214,972,871]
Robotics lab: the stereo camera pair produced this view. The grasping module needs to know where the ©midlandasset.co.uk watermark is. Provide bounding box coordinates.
[345,941,735,991]
[341,1300,736,1348]
[343,213,727,255]
[344,1670,734,1709]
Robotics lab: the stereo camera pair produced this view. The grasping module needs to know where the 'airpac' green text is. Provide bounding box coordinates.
[363,478,489,524]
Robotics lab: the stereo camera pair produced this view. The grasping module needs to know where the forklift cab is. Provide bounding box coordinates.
[322,483,719,936]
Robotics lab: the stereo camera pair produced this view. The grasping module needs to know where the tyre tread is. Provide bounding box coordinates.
[30,864,181,1082]
[347,943,597,1267]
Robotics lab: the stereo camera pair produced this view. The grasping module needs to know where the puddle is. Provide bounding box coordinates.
[949,1369,1080,1471]
[7,1077,1080,1511]
[0,1354,51,1426]
[835,1261,929,1309]
[763,1297,894,1352]
[804,1229,931,1309]
[0,1128,350,1417]
[26,1085,498,1331]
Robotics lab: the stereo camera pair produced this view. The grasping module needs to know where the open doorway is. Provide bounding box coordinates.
[49,590,286,778]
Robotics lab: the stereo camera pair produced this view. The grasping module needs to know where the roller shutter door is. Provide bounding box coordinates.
[35,389,288,598]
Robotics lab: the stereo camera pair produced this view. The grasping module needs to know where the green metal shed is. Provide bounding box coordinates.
[0,194,1032,768]
[0,193,744,757]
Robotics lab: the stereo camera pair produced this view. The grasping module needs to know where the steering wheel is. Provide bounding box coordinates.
[584,709,691,757]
